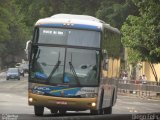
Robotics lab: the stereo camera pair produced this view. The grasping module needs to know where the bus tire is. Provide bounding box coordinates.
[34,106,44,116]
[103,88,114,114]
[90,109,103,115]
[50,109,58,114]
[90,110,97,115]
[59,110,66,115]
[98,89,104,115]
[103,106,112,114]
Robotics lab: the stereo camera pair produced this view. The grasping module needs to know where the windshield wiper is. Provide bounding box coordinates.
[47,52,61,83]
[69,61,81,86]
[47,60,61,83]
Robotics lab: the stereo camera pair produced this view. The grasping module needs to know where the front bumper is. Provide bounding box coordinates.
[28,92,97,111]
[7,75,20,79]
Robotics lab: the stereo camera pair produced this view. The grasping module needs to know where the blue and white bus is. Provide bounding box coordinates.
[28,14,121,116]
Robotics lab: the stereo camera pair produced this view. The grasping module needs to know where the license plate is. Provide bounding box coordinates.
[56,101,67,105]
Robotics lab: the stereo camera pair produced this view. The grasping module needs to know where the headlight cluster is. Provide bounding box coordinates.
[80,93,97,98]
[32,90,45,95]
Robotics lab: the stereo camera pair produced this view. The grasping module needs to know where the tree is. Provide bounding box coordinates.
[96,0,138,29]
[15,0,103,30]
[121,0,160,82]
[0,0,29,68]
[0,1,11,53]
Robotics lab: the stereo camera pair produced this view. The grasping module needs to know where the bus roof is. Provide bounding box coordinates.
[35,14,120,33]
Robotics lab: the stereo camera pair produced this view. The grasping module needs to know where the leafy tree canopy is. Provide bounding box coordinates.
[121,0,160,82]
[96,0,138,28]
[121,0,160,63]
[0,0,29,68]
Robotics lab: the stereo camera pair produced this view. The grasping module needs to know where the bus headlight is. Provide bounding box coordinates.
[80,93,97,98]
[91,102,96,107]
[32,90,45,95]
[28,98,33,102]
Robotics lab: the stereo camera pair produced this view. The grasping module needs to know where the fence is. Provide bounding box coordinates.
[118,79,160,98]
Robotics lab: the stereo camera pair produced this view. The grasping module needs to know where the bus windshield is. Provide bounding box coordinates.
[31,46,99,86]
[36,27,101,48]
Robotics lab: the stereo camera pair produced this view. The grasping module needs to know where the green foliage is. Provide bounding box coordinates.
[121,0,160,63]
[121,0,160,81]
[15,0,102,30]
[127,48,141,65]
[0,1,11,41]
[96,0,138,28]
[0,0,29,68]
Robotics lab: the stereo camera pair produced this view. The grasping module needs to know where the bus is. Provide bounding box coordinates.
[28,14,121,116]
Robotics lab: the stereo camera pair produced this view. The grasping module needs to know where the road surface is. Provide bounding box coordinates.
[0,73,160,119]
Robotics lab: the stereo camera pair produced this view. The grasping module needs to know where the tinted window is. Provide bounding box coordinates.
[8,68,18,73]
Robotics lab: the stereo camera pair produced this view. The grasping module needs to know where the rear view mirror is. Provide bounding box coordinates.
[25,40,32,60]
[102,49,108,71]
[103,58,108,70]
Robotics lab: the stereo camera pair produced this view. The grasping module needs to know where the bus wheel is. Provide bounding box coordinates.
[34,106,44,116]
[90,110,97,115]
[90,109,103,115]
[103,107,112,114]
[59,110,66,115]
[50,109,58,114]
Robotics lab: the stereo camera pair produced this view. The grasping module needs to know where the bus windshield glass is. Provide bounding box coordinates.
[31,46,99,86]
[37,27,100,48]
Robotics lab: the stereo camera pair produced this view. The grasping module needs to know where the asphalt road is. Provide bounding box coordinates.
[0,73,160,120]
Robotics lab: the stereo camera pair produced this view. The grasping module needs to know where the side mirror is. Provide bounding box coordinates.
[102,49,108,71]
[25,40,32,60]
[103,58,108,70]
